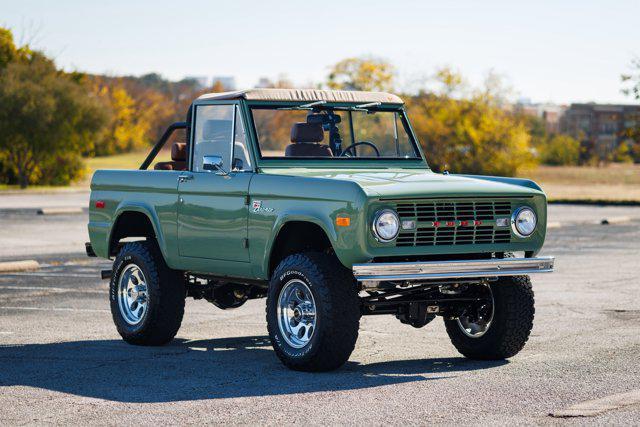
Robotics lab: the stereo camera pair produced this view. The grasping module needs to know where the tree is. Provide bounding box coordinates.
[538,134,581,166]
[621,58,640,160]
[327,57,395,92]
[621,57,640,101]
[406,68,535,176]
[0,52,107,187]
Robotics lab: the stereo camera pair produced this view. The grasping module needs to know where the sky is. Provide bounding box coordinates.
[2,0,639,104]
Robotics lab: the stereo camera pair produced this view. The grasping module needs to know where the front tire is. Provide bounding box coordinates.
[266,252,360,372]
[110,241,186,346]
[444,276,534,359]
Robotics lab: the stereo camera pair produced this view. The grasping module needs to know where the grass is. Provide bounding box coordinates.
[84,150,149,174]
[518,163,640,202]
[3,151,640,203]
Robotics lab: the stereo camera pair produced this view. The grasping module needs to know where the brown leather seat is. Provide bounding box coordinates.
[154,142,187,171]
[285,122,332,157]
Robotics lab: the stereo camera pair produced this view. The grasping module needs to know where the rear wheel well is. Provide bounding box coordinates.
[109,211,157,256]
[269,221,333,277]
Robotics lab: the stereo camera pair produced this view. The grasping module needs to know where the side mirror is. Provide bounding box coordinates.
[202,155,228,175]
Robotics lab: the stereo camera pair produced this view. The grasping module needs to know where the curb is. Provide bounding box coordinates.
[0,260,40,273]
[37,207,84,215]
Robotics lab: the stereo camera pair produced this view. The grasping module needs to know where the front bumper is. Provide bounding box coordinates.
[352,256,554,281]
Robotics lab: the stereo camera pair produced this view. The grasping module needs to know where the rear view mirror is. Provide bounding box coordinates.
[202,155,227,175]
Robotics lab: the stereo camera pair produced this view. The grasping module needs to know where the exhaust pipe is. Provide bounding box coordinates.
[101,269,112,280]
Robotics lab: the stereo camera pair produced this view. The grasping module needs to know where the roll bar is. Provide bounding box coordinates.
[139,121,187,170]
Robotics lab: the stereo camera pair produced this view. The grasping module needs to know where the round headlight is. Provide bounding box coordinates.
[512,207,537,237]
[373,209,400,242]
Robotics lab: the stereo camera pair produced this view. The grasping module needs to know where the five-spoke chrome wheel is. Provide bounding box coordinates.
[277,279,317,348]
[457,284,494,338]
[117,264,149,325]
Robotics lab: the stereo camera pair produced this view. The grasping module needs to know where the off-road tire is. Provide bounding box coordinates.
[110,241,185,346]
[444,275,534,359]
[266,252,361,372]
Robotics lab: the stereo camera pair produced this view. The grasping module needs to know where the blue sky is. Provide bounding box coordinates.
[2,0,638,103]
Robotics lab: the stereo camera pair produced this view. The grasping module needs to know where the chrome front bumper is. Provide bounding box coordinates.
[352,256,554,282]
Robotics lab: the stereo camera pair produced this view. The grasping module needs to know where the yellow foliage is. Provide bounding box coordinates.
[89,79,153,155]
[407,69,535,176]
[327,57,394,92]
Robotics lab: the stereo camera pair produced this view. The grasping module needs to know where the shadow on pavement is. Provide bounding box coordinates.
[0,336,507,402]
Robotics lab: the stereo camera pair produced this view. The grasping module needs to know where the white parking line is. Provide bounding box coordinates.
[0,306,109,313]
[550,389,640,417]
[0,272,97,278]
[0,285,106,294]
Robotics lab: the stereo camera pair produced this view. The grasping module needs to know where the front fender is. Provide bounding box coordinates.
[258,210,339,280]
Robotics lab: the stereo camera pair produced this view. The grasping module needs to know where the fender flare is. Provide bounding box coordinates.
[260,211,339,279]
[109,202,169,260]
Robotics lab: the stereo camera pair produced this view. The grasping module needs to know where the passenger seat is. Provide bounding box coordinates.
[154,142,187,171]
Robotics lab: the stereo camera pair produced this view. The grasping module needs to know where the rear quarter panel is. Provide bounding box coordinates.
[88,170,180,267]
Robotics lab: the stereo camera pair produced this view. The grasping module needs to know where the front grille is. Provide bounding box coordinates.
[394,200,513,247]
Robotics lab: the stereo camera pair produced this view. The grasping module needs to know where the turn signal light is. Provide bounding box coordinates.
[336,216,350,227]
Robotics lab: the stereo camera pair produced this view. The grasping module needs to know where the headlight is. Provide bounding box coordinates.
[512,206,537,237]
[373,209,400,242]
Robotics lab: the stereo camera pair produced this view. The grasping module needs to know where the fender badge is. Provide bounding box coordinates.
[252,200,274,213]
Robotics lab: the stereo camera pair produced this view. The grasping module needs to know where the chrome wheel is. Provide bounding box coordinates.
[457,284,494,338]
[277,279,317,349]
[117,264,149,326]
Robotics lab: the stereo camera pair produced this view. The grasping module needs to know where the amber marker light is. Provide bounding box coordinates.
[336,216,351,227]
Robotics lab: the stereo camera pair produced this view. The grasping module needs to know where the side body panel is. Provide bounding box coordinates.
[88,170,181,267]
[174,172,254,278]
[177,172,252,261]
[247,174,368,280]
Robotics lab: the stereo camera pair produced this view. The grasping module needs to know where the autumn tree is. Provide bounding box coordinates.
[621,58,640,162]
[327,57,395,92]
[407,68,535,176]
[0,43,107,187]
[538,134,581,166]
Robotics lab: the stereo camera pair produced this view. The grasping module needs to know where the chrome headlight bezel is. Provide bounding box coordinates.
[372,209,400,242]
[511,206,537,237]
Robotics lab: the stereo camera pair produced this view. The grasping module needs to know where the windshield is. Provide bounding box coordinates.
[250,106,422,160]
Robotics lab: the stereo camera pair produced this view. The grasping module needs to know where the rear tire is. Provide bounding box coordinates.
[266,252,360,372]
[110,241,185,346]
[444,276,534,359]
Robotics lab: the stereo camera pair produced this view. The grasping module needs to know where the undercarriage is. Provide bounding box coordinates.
[360,278,493,328]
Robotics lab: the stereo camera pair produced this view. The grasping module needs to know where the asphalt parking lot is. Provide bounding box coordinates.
[0,197,639,424]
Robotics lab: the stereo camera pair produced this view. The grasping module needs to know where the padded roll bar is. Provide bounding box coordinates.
[139,121,188,170]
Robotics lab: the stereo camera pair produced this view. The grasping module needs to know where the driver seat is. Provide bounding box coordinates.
[285,122,333,157]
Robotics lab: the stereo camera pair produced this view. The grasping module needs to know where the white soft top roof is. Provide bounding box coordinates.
[197,88,403,104]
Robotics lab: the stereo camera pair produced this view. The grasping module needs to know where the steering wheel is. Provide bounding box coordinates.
[340,141,381,157]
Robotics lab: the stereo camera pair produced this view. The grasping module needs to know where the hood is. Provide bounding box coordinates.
[261,168,543,199]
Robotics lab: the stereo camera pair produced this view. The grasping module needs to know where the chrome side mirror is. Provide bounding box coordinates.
[202,155,228,175]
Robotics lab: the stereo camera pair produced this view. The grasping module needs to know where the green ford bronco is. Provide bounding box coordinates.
[87,88,554,371]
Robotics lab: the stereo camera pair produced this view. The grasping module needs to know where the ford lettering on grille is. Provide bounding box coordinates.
[393,200,513,247]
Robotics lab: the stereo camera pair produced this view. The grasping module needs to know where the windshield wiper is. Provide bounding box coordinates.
[333,101,382,112]
[354,101,381,109]
[277,100,326,111]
